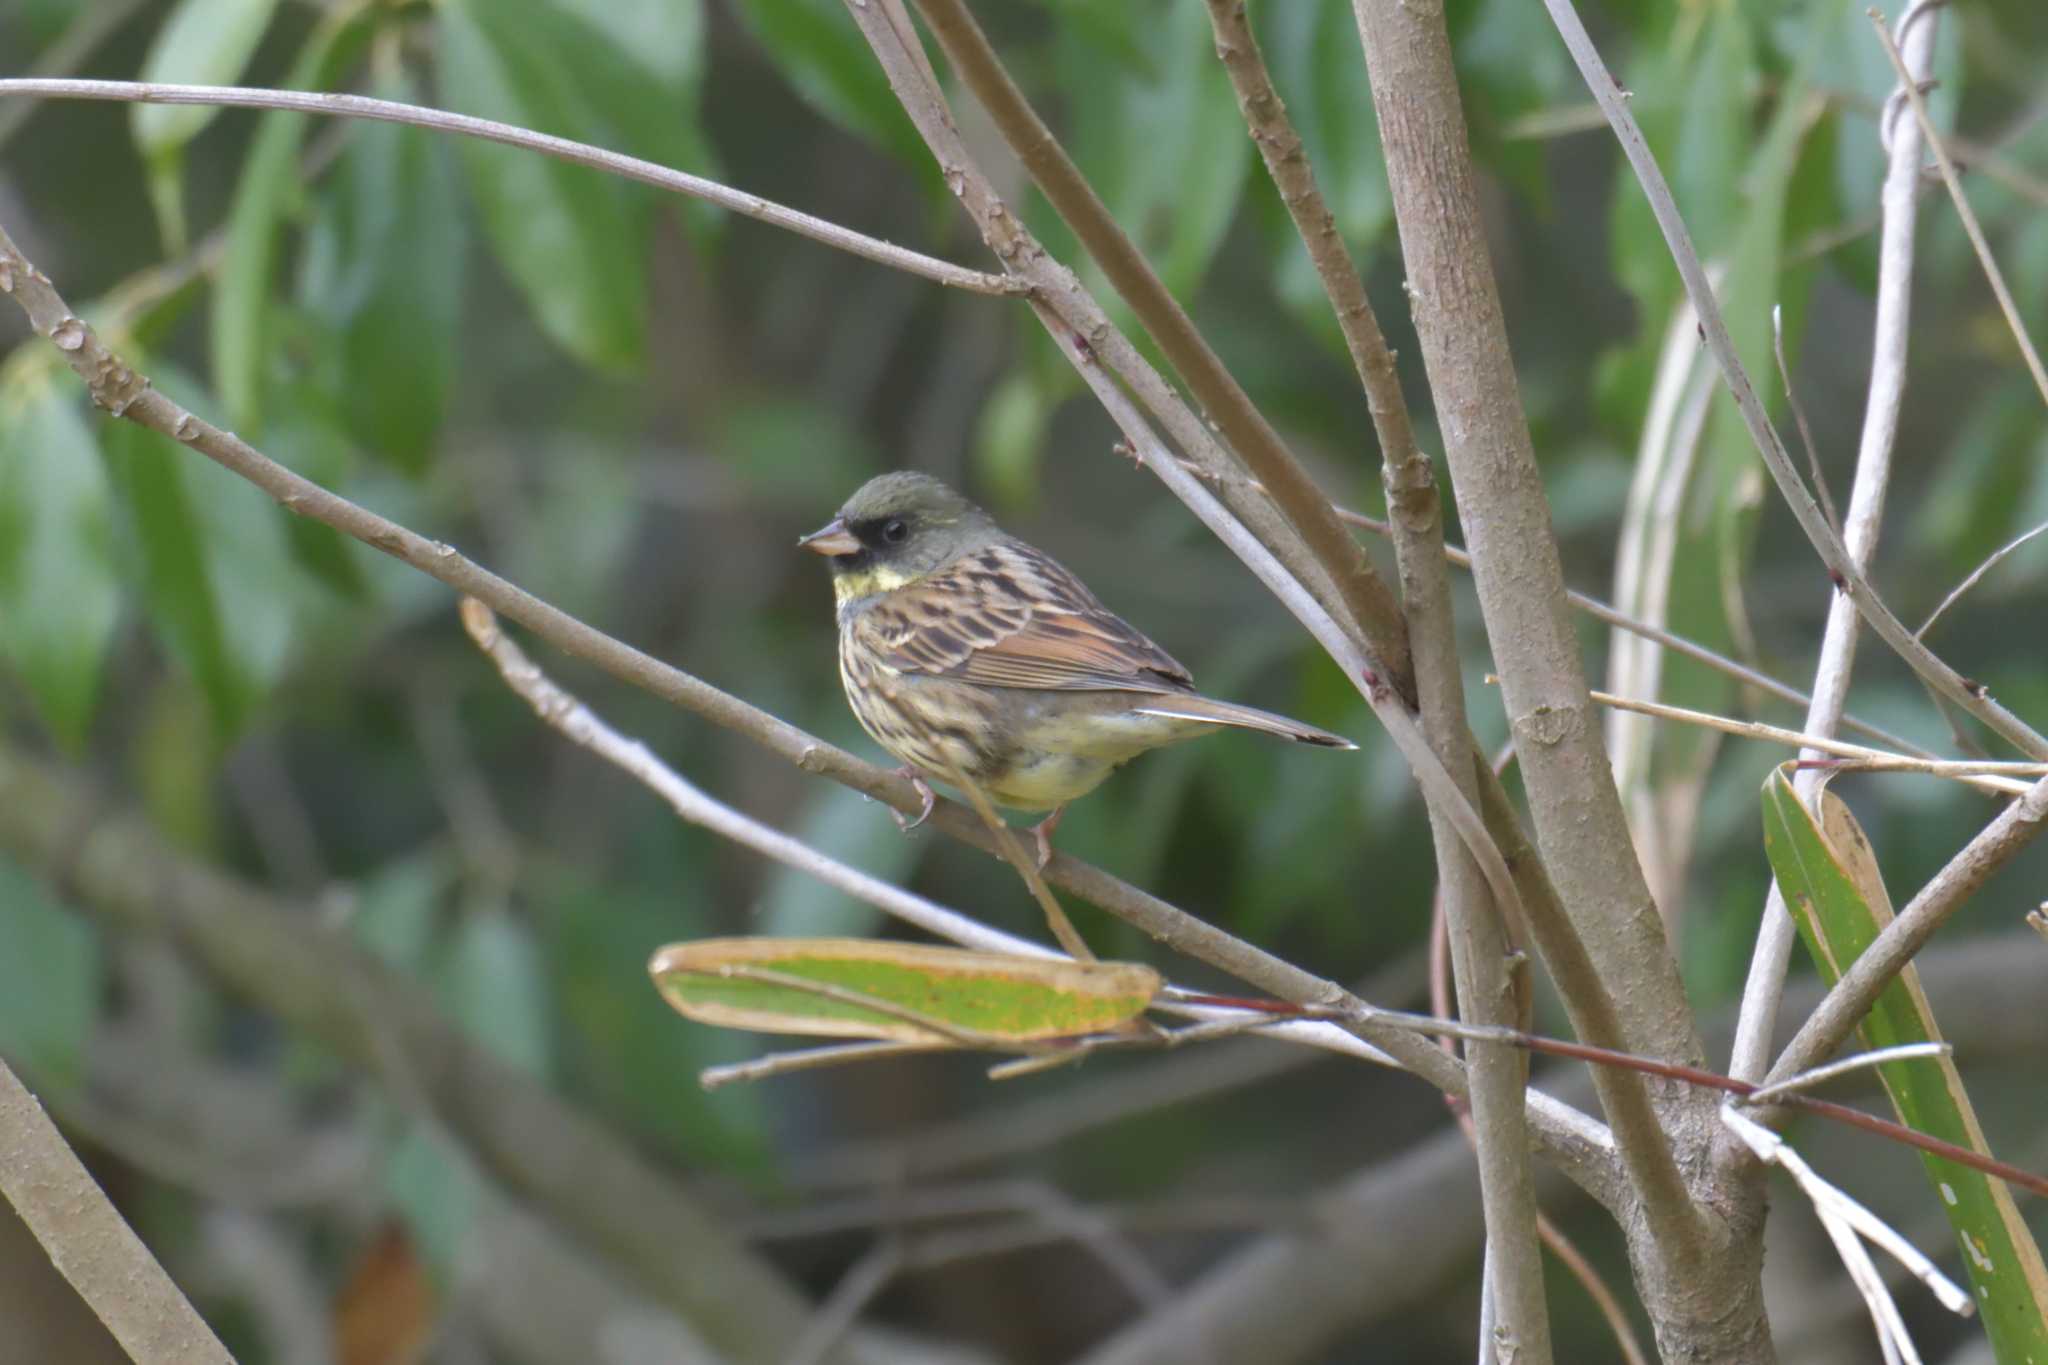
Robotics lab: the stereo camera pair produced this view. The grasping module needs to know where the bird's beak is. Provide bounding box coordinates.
[798,517,861,557]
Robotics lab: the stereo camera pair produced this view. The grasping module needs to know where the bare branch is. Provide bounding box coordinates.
[1583,689,2037,797]
[1917,519,2048,640]
[0,1057,234,1364]
[0,78,1023,297]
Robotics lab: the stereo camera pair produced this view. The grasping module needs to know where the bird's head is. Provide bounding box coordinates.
[799,472,998,603]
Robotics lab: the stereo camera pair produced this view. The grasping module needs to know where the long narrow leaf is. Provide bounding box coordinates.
[1762,767,2048,1359]
[650,938,1160,1045]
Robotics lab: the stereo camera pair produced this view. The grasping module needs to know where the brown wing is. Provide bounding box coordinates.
[853,539,1194,692]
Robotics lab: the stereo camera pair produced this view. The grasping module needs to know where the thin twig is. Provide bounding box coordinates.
[1772,304,1841,535]
[1739,1042,1949,1107]
[1169,992,2048,1201]
[0,78,1024,297]
[457,598,1050,962]
[937,755,1093,961]
[701,1040,945,1090]
[1722,1106,1973,1363]
[1581,688,2036,797]
[1871,16,2048,408]
[1917,519,2048,639]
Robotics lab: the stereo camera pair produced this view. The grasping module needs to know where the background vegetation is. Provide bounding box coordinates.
[0,0,2043,1360]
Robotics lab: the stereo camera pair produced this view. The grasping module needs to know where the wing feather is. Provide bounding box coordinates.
[853,540,1194,693]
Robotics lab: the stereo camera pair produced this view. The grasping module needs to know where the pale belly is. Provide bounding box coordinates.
[838,644,1211,812]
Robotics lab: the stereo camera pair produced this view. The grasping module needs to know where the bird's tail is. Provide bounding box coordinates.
[1133,695,1357,749]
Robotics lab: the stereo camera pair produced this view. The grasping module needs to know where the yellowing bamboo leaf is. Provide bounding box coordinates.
[1762,767,2048,1358]
[648,938,1160,1045]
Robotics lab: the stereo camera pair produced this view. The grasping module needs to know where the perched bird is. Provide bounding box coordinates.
[799,472,1356,865]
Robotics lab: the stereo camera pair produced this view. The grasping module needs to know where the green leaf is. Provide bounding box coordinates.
[0,856,102,1090]
[1762,769,2048,1359]
[131,0,284,252]
[1054,0,1251,300]
[559,0,705,88]
[348,850,456,974]
[437,0,650,373]
[297,72,465,473]
[386,1125,478,1286]
[728,0,927,165]
[213,10,371,438]
[131,0,284,155]
[99,366,310,736]
[650,938,1161,1043]
[0,374,119,750]
[971,373,1049,518]
[1252,0,1391,352]
[440,911,552,1078]
[100,419,242,731]
[1254,0,1390,250]
[545,872,768,1172]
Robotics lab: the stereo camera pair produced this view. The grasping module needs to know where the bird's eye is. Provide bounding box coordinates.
[881,518,909,544]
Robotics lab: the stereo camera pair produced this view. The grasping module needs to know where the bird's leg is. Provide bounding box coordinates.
[889,767,937,831]
[1029,806,1066,870]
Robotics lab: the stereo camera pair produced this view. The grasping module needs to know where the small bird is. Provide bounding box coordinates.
[799,472,1356,865]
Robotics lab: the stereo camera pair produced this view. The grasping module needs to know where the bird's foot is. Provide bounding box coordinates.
[889,768,937,831]
[1029,807,1066,871]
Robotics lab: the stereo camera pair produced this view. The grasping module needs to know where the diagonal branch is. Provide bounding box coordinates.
[0,1057,233,1365]
[0,78,1023,297]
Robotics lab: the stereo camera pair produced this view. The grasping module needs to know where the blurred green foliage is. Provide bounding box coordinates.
[1,0,2045,1359]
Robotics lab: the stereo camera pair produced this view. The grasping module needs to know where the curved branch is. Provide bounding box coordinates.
[0,78,1024,297]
